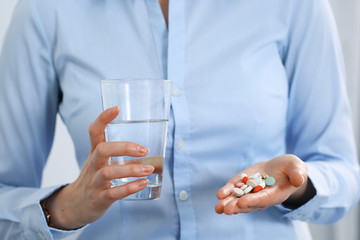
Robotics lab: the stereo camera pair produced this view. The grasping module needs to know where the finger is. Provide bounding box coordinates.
[236,187,282,210]
[234,206,259,214]
[89,106,120,152]
[96,164,154,184]
[103,178,149,202]
[217,183,235,200]
[284,159,307,188]
[225,196,262,214]
[215,196,235,214]
[93,141,149,168]
[223,198,242,215]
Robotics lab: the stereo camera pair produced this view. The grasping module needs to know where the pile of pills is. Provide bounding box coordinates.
[232,172,276,198]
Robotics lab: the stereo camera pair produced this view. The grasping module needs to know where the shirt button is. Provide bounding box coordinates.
[179,190,189,201]
[176,139,185,150]
[172,87,179,97]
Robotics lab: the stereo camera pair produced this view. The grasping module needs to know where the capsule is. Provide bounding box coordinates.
[242,176,249,184]
[250,173,261,179]
[244,186,253,194]
[253,185,263,193]
[240,173,247,179]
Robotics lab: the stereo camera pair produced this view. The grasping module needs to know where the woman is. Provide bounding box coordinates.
[0,0,359,239]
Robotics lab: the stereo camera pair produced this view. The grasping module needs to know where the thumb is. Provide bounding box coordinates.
[89,106,120,152]
[284,156,307,188]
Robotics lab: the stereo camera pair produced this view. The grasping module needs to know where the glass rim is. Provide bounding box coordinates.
[101,78,171,84]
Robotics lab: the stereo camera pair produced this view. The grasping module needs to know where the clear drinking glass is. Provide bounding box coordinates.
[100,79,172,200]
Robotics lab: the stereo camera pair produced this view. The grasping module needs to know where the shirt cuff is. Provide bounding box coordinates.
[276,162,331,222]
[20,185,87,240]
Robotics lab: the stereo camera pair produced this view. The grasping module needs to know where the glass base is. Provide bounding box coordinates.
[120,185,162,200]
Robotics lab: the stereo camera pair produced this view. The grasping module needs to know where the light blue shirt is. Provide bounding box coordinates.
[0,0,359,239]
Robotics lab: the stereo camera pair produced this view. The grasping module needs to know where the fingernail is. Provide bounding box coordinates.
[301,175,305,185]
[137,145,149,154]
[108,106,119,113]
[137,179,149,188]
[142,165,154,174]
[113,106,120,112]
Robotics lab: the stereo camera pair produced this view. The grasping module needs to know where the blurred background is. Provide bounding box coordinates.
[0,1,359,239]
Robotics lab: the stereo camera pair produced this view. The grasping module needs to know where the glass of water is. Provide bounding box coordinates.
[100,79,172,200]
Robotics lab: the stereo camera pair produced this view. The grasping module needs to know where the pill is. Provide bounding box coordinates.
[246,179,257,188]
[244,186,253,194]
[240,184,248,190]
[250,173,261,179]
[253,185,263,193]
[242,176,249,184]
[259,181,266,188]
[261,172,269,179]
[254,177,263,185]
[240,173,247,179]
[235,182,245,188]
[233,188,245,197]
[265,176,276,186]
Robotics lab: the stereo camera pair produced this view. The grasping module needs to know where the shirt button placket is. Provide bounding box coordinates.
[172,86,180,97]
[179,190,189,201]
[176,139,185,150]
[168,0,196,239]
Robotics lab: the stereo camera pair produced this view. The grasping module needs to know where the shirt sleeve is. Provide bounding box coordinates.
[282,0,360,224]
[0,0,83,238]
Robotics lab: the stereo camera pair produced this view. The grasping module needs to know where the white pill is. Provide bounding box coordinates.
[241,185,248,190]
[254,177,263,185]
[233,188,245,197]
[250,173,261,179]
[244,186,253,194]
[246,180,257,188]
[240,173,247,179]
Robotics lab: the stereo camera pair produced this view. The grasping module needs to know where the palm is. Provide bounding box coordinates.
[215,154,307,214]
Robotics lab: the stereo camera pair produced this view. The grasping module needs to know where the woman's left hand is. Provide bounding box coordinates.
[215,154,309,214]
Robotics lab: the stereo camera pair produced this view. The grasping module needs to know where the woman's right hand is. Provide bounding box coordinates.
[44,106,154,230]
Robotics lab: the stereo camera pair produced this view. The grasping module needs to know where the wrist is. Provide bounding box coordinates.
[43,184,83,230]
[40,185,67,228]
